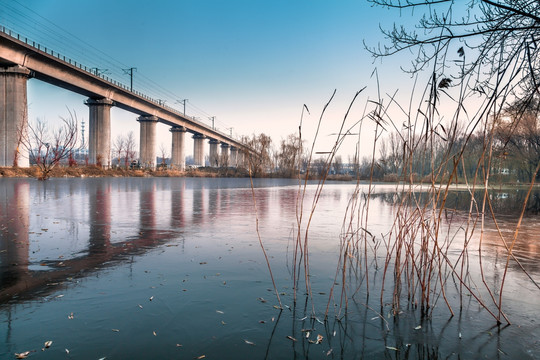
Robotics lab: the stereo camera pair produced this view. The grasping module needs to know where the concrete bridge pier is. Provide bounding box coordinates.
[239,151,248,168]
[236,151,244,168]
[170,126,186,170]
[220,143,229,167]
[192,134,206,166]
[209,139,220,167]
[243,151,250,168]
[0,65,31,167]
[229,147,237,167]
[138,115,158,168]
[86,98,114,167]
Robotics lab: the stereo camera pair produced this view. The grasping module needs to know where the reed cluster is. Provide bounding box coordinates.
[255,61,540,326]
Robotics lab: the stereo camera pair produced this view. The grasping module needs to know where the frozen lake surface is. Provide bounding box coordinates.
[0,177,539,359]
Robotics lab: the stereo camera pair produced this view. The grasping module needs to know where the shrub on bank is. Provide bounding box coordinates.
[0,165,251,179]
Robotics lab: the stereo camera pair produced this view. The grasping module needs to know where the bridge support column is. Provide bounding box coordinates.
[192,134,206,166]
[209,139,220,167]
[237,151,244,168]
[220,143,230,167]
[170,126,186,170]
[0,65,31,167]
[239,151,248,168]
[86,98,114,167]
[229,147,237,167]
[138,115,159,169]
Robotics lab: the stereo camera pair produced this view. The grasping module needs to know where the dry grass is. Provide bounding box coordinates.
[0,165,248,179]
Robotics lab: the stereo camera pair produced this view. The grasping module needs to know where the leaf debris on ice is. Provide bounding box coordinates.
[15,351,31,359]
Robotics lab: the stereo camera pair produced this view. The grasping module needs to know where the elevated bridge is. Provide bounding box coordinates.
[0,26,249,169]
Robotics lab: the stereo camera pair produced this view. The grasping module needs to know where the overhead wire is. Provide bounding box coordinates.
[1,0,235,133]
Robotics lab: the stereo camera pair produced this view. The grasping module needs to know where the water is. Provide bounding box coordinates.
[0,178,539,359]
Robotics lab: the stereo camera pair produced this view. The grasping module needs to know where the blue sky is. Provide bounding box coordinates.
[0,0,421,160]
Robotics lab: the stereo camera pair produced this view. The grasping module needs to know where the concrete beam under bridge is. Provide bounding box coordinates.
[0,65,31,167]
[170,126,186,170]
[85,97,114,167]
[138,115,158,168]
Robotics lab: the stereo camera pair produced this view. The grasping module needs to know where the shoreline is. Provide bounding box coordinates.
[0,166,248,179]
[0,166,537,189]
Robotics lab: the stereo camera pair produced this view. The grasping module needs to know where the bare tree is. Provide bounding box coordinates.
[311,157,327,177]
[113,134,125,168]
[124,131,137,168]
[333,155,343,175]
[22,110,78,180]
[243,133,274,176]
[370,1,540,81]
[368,1,540,118]
[276,134,303,177]
[158,143,168,170]
[364,0,540,324]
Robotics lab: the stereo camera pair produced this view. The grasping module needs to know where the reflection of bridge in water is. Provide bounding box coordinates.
[0,179,249,304]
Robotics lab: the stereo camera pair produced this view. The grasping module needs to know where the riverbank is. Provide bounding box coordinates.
[1,166,532,187]
[0,166,358,181]
[0,166,250,179]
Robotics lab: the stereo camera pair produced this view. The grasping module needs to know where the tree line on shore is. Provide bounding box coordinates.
[13,94,540,184]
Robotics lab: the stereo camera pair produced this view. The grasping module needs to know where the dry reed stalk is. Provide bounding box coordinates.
[292,104,310,304]
[248,165,282,309]
[298,90,336,315]
[291,89,364,318]
[497,160,540,322]
[485,191,540,291]
[264,33,540,329]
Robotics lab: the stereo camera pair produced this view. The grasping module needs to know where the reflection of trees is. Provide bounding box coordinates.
[371,188,540,275]
[371,189,540,215]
